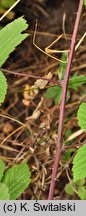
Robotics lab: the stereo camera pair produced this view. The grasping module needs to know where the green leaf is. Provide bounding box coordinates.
[77,103,86,131]
[45,86,59,99]
[58,53,67,72]
[63,148,74,161]
[0,3,5,10]
[69,75,86,90]
[57,53,67,80]
[2,162,31,200]
[72,144,86,182]
[83,0,86,6]
[45,86,62,104]
[0,71,7,104]
[1,0,16,8]
[0,17,29,66]
[0,183,10,200]
[0,159,5,181]
[45,85,70,105]
[65,182,75,195]
[75,179,85,186]
[54,86,62,104]
[78,186,86,200]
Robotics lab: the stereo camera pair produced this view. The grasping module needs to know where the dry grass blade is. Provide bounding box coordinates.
[0,0,21,21]
[0,114,25,126]
[0,125,25,146]
[0,145,19,152]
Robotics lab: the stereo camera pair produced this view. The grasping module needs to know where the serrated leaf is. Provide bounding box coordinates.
[72,144,86,182]
[0,71,7,104]
[69,75,86,90]
[78,186,86,200]
[0,183,10,200]
[2,162,31,200]
[77,103,86,131]
[0,17,29,66]
[0,159,5,181]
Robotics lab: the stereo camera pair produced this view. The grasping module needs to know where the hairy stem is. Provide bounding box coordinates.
[48,0,83,200]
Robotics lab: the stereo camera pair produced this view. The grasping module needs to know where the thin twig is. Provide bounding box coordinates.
[0,0,20,21]
[0,67,61,86]
[48,0,83,200]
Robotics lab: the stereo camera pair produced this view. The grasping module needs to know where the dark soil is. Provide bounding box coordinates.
[0,0,86,200]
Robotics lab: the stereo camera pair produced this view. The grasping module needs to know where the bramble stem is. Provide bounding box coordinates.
[48,0,83,200]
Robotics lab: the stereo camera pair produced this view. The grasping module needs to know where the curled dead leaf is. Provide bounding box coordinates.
[35,72,53,89]
[26,97,43,120]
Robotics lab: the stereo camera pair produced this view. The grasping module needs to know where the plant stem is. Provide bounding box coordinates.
[48,0,83,200]
[0,67,61,86]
